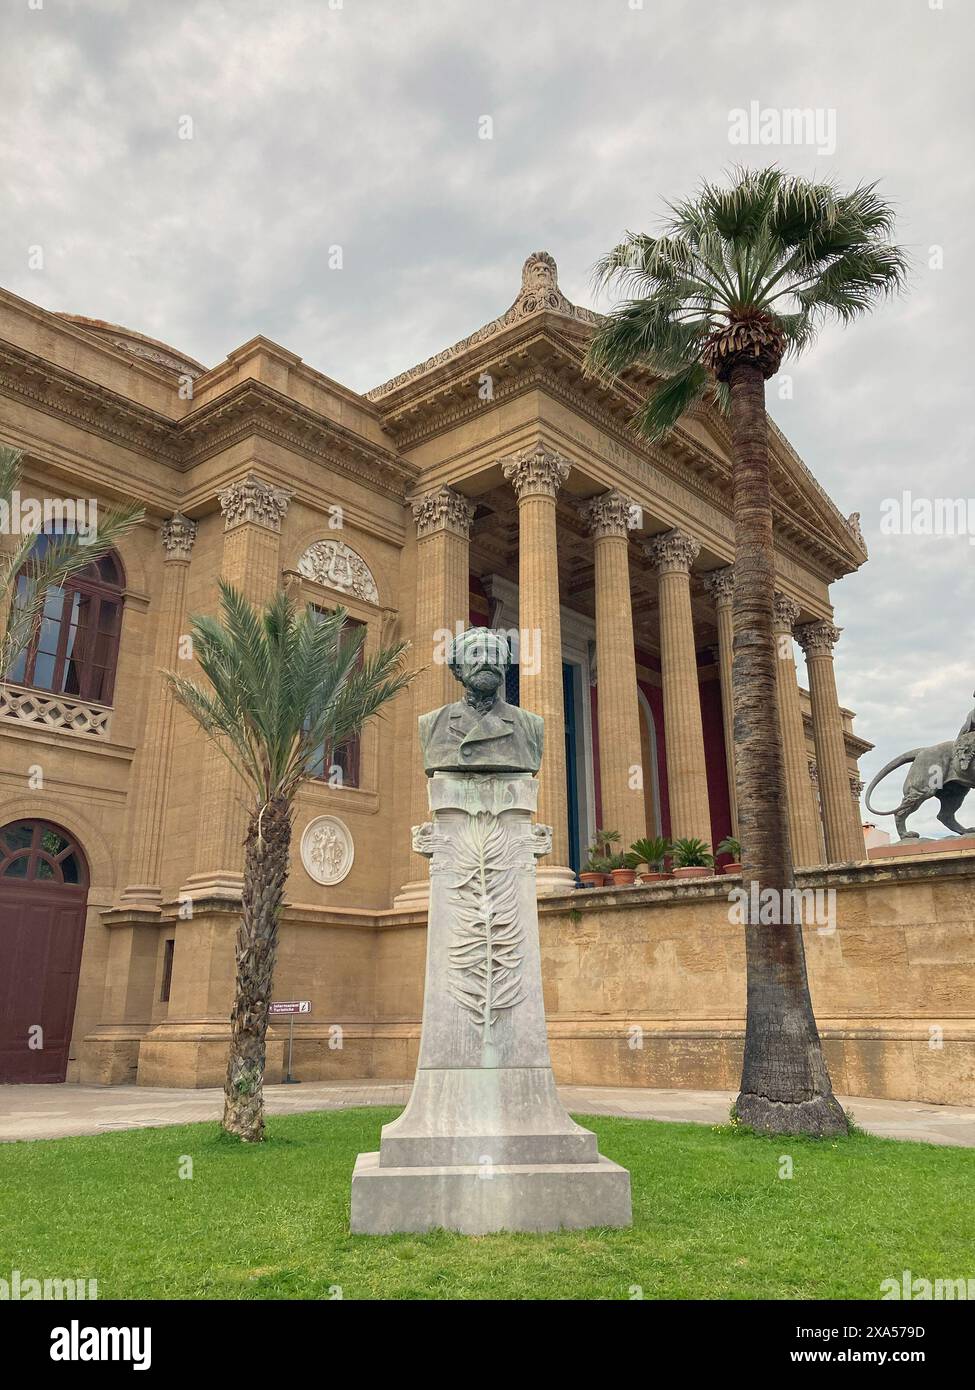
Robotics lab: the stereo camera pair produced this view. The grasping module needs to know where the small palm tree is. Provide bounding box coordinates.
[1,445,144,681]
[587,167,907,1136]
[167,582,413,1142]
[671,837,714,869]
[629,836,672,871]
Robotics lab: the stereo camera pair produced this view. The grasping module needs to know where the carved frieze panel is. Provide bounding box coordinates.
[297,539,379,604]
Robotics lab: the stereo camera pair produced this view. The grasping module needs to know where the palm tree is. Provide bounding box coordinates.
[1,445,144,680]
[167,583,413,1142]
[586,167,907,1136]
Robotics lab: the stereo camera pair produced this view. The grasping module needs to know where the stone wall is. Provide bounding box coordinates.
[189,854,975,1107]
[535,859,975,1106]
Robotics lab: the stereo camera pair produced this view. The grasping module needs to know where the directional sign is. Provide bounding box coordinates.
[269,1001,311,1016]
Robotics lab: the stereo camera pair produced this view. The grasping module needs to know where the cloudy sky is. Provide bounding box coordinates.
[3,0,973,836]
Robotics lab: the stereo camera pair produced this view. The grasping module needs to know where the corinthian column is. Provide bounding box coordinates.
[795,621,863,863]
[580,489,645,851]
[644,529,712,848]
[396,486,475,905]
[120,514,198,906]
[702,567,737,835]
[850,773,866,849]
[773,594,824,867]
[182,475,292,901]
[502,446,575,892]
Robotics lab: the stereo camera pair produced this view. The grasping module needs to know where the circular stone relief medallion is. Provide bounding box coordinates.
[300,815,354,886]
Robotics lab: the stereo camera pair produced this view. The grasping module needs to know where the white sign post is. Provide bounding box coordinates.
[269,1001,311,1084]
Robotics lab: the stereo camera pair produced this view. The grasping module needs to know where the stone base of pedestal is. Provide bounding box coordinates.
[350,1150,632,1234]
[377,1065,598,1166]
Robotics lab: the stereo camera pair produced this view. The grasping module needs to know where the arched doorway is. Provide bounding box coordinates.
[0,820,89,1083]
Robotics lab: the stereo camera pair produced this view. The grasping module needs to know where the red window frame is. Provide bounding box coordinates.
[6,547,125,706]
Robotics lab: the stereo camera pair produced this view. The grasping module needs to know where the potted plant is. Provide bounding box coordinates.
[629,836,673,883]
[579,852,609,888]
[671,837,715,879]
[716,835,742,874]
[606,850,640,887]
[579,828,621,887]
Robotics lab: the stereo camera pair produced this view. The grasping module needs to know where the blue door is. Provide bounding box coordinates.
[563,663,580,876]
[505,660,581,877]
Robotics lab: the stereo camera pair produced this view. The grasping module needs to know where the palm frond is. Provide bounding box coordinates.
[629,362,710,441]
[793,245,909,322]
[165,584,415,808]
[586,298,709,379]
[589,165,907,442]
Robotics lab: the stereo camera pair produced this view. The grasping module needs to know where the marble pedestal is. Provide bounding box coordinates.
[351,773,631,1234]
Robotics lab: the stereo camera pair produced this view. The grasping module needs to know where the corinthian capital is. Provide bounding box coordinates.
[578,489,638,540]
[795,620,842,655]
[501,446,570,500]
[643,527,700,575]
[160,513,198,561]
[411,486,475,540]
[702,566,734,607]
[218,474,292,532]
[773,591,801,633]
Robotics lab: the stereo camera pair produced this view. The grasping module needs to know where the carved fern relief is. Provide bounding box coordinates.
[446,812,525,1066]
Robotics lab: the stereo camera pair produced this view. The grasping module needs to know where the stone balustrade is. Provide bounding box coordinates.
[0,682,112,738]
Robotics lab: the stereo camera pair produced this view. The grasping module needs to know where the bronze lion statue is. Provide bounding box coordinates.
[866,708,975,839]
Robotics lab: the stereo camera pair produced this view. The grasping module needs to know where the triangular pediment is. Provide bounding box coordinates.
[367,251,867,579]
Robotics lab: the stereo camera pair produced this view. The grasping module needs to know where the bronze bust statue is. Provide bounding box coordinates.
[419,627,543,775]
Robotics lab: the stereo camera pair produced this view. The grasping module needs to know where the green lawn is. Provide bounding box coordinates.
[1,1108,971,1300]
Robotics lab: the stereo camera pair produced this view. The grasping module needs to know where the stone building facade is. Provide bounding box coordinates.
[0,254,893,1091]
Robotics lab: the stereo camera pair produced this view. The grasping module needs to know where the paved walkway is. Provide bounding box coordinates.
[1,1080,973,1146]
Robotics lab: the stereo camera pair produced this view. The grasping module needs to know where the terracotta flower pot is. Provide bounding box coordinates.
[673,865,712,879]
[638,870,670,884]
[609,868,637,886]
[578,872,606,888]
[721,861,742,874]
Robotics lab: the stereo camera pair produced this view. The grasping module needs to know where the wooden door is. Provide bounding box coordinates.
[0,820,89,1083]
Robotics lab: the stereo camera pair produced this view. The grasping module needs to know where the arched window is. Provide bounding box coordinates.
[5,541,126,705]
[0,820,88,886]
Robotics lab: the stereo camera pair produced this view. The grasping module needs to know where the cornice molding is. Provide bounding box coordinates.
[177,380,414,499]
[0,340,183,463]
[0,344,415,501]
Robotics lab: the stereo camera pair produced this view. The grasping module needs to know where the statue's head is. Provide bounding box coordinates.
[447,627,510,698]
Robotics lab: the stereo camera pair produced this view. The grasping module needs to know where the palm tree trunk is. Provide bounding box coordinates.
[726,360,846,1137]
[222,794,293,1142]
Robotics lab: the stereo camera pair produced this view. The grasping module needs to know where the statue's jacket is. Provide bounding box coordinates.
[419,698,544,775]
